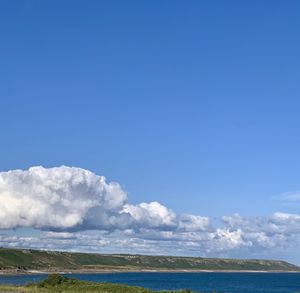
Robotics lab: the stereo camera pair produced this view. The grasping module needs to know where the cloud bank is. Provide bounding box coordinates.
[0,166,209,233]
[0,166,300,258]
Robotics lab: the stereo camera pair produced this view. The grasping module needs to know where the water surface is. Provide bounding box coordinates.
[1,272,300,293]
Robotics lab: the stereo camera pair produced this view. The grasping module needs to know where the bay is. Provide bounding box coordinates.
[1,272,300,293]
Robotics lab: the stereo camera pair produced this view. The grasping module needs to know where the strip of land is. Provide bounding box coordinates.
[0,247,299,274]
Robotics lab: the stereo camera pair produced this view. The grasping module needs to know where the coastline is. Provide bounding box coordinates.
[1,268,300,276]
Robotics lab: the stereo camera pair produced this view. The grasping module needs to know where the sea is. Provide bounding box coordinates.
[1,272,300,293]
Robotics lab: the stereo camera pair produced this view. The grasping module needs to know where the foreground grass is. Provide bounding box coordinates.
[0,274,195,293]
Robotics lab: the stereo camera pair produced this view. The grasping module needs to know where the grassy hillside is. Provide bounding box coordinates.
[0,274,195,292]
[0,247,299,272]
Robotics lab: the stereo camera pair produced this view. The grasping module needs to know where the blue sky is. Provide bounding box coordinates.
[1,1,300,263]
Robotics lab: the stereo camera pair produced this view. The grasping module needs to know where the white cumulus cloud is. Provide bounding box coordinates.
[0,166,127,230]
[0,166,208,234]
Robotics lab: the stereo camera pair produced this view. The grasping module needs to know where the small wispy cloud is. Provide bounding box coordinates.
[279,191,300,202]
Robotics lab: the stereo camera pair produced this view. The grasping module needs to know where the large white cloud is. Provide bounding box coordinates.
[0,166,208,233]
[0,166,127,230]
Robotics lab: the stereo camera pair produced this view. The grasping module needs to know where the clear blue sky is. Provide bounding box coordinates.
[1,0,300,261]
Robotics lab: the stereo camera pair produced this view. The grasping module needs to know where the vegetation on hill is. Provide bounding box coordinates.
[0,247,299,272]
[0,274,195,292]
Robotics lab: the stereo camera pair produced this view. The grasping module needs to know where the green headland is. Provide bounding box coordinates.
[0,247,299,273]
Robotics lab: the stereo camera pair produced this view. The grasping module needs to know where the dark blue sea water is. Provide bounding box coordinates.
[1,272,300,293]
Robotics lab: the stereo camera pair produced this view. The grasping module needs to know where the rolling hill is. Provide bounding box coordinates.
[0,247,299,272]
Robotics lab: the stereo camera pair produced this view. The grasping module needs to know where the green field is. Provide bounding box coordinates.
[0,247,299,272]
[0,274,194,293]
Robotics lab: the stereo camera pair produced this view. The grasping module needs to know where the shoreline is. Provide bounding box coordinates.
[1,268,300,276]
